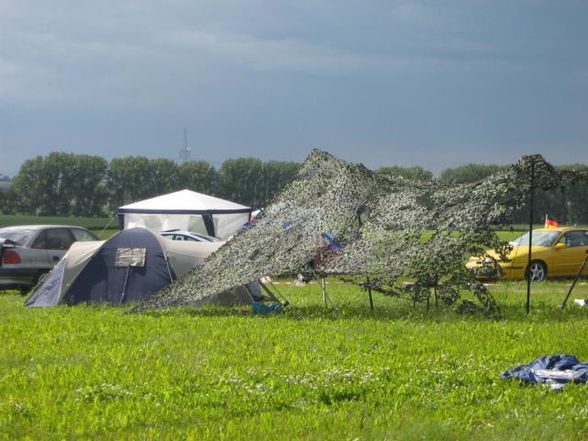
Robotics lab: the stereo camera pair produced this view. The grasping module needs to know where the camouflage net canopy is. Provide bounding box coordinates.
[136,150,588,314]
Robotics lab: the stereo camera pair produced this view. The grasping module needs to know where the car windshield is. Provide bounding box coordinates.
[511,231,560,247]
[0,228,35,245]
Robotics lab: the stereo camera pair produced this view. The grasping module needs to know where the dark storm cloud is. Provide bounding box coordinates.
[1,1,587,175]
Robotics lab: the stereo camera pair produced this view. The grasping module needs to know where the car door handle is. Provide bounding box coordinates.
[52,256,60,262]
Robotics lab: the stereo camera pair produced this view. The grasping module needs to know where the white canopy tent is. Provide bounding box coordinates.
[118,189,252,239]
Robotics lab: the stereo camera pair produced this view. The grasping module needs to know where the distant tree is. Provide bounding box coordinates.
[147,158,178,196]
[177,161,218,195]
[0,190,17,214]
[11,156,49,215]
[219,158,264,207]
[42,152,77,215]
[524,164,588,225]
[11,153,109,216]
[107,157,153,210]
[438,164,504,184]
[377,165,434,182]
[556,164,588,224]
[107,157,180,211]
[70,155,109,217]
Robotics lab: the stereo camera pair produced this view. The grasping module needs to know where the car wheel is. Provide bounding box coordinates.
[32,270,49,286]
[527,261,547,282]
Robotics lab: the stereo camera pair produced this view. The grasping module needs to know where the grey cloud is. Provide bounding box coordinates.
[0,0,587,176]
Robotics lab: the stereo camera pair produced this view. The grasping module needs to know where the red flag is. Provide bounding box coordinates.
[545,215,560,229]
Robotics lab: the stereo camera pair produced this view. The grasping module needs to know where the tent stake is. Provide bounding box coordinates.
[561,251,588,309]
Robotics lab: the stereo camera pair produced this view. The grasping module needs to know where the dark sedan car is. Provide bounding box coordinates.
[0,225,98,291]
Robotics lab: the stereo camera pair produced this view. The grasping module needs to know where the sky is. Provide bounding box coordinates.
[1,0,587,177]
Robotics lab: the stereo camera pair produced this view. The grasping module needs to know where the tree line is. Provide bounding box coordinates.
[0,153,300,217]
[1,153,587,224]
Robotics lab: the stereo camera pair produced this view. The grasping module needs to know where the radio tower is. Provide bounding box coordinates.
[178,128,191,163]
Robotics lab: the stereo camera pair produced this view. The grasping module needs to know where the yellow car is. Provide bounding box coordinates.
[466,227,588,281]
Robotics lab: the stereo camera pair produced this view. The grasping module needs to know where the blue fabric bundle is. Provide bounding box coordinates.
[502,354,588,386]
[251,302,284,314]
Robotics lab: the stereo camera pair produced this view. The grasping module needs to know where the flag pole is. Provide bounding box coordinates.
[526,160,535,314]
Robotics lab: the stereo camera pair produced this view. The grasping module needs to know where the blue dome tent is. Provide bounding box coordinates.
[25,228,265,307]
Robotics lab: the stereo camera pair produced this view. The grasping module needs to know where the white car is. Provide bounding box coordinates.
[159,230,221,243]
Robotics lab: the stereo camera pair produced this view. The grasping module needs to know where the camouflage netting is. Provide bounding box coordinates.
[134,150,588,314]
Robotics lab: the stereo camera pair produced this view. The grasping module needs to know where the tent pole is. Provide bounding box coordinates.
[161,250,174,283]
[120,267,130,305]
[561,251,588,309]
[261,279,288,306]
[98,213,118,237]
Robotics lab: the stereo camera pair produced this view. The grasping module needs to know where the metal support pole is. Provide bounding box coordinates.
[366,276,374,311]
[526,160,535,314]
[561,251,588,309]
[321,276,328,306]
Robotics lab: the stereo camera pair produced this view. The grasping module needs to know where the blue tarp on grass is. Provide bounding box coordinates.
[502,354,588,388]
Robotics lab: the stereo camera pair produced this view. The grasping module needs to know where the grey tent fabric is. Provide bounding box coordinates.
[24,257,67,307]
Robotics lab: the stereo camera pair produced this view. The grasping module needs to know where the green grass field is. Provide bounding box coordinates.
[2,280,588,440]
[0,214,116,230]
[0,214,119,240]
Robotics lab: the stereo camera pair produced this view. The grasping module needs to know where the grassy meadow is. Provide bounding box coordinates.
[0,215,115,230]
[2,280,588,440]
[0,215,119,240]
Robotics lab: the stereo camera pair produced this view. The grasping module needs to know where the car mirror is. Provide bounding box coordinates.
[555,242,566,249]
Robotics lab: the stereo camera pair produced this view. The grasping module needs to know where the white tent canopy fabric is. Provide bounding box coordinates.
[118,189,252,239]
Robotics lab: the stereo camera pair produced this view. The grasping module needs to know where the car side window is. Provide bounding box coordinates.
[45,229,74,250]
[564,231,588,248]
[71,229,97,242]
[31,231,48,249]
[578,231,588,247]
